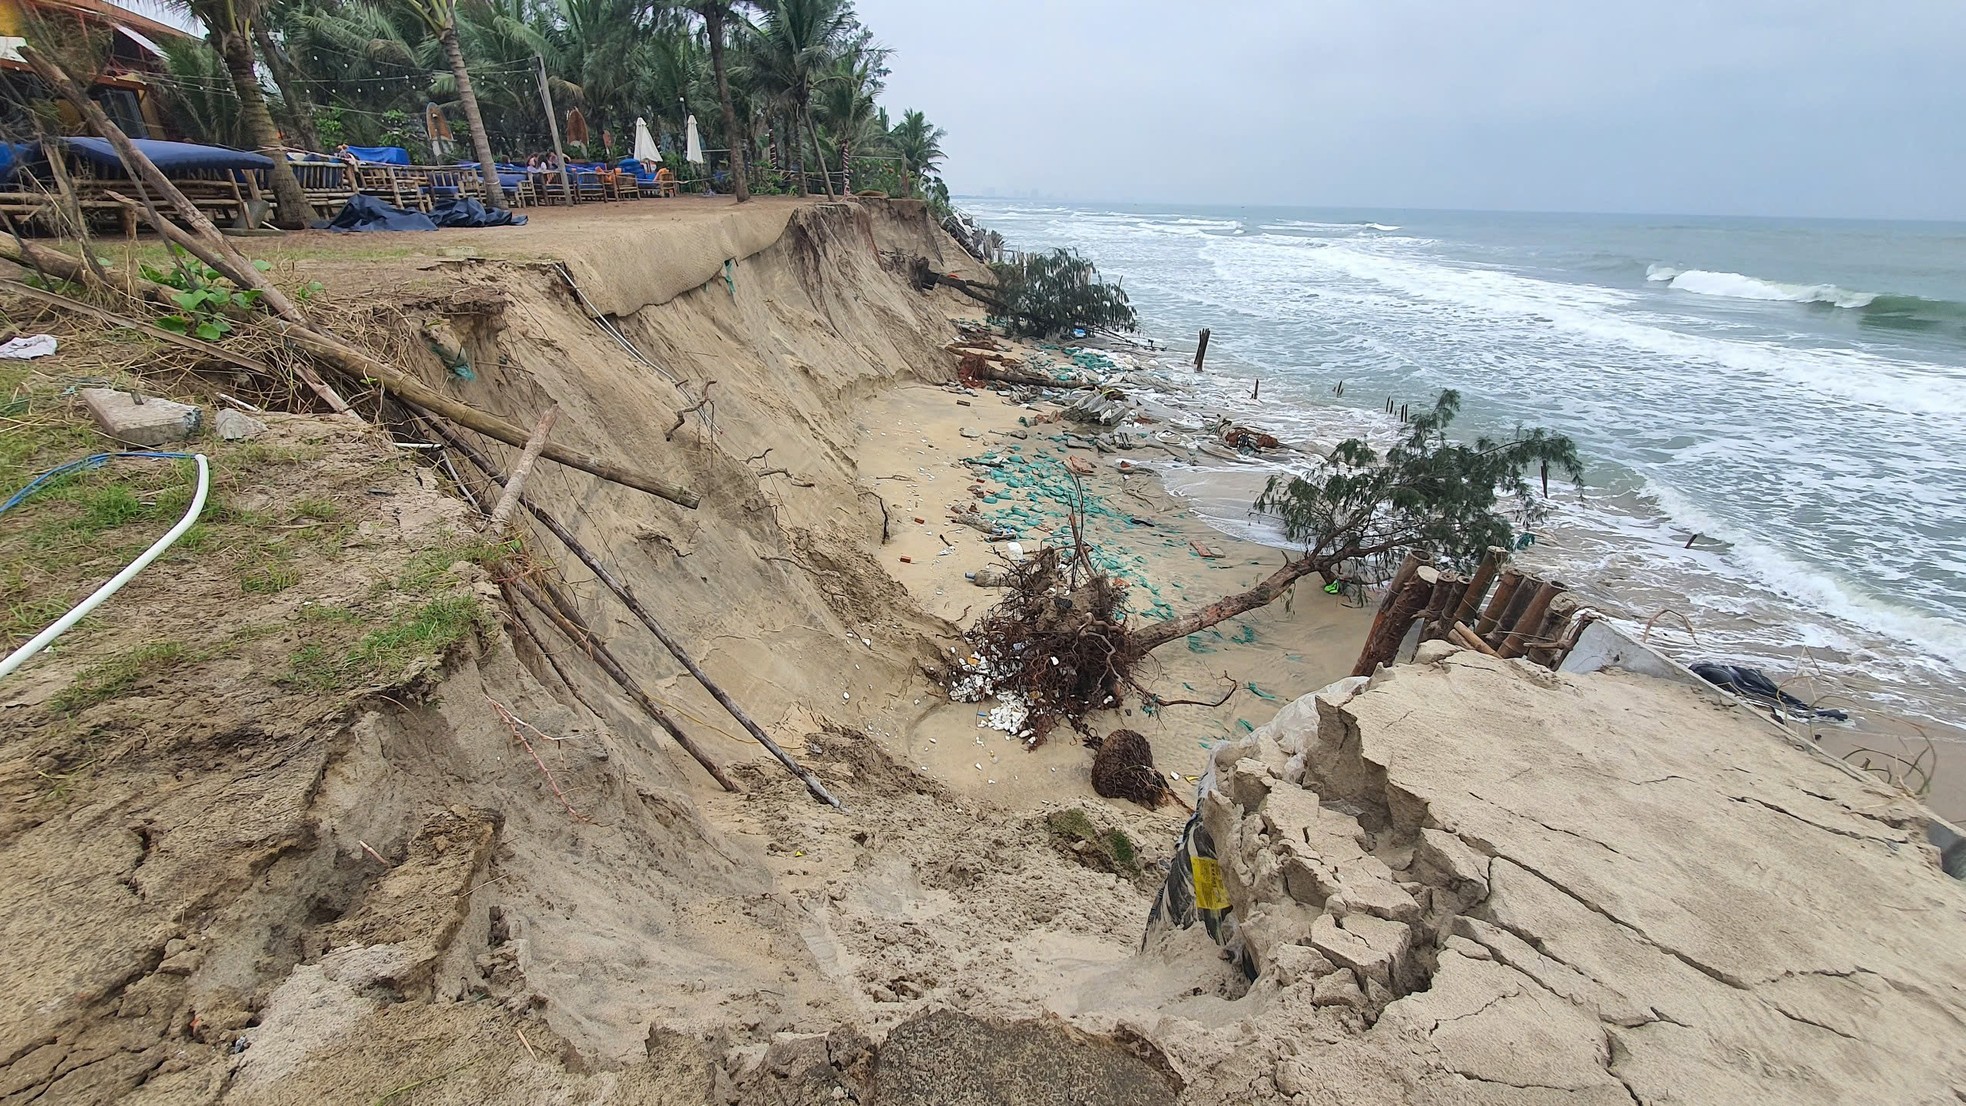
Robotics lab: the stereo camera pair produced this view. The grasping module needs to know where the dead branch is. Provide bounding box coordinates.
[489,697,586,821]
[666,380,716,441]
[1144,673,1239,710]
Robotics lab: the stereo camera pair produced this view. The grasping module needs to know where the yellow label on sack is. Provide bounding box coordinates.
[1190,856,1228,912]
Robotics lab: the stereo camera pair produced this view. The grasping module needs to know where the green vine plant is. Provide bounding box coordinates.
[135,258,319,339]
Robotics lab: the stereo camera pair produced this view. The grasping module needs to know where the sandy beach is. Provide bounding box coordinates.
[855,374,1371,810]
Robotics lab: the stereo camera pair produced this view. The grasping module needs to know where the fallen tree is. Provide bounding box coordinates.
[952,391,1582,741]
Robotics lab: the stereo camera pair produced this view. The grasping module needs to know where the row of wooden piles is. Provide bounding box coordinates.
[1351,548,1598,676]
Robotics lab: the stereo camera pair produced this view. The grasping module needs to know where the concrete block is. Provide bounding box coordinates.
[80,388,201,447]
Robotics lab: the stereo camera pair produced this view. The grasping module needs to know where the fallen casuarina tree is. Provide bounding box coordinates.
[952,390,1582,742]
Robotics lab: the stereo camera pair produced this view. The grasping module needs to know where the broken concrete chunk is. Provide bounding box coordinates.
[214,407,268,441]
[1260,785,1321,840]
[1412,639,1459,665]
[80,387,202,447]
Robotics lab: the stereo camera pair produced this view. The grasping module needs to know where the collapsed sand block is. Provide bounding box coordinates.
[79,386,201,447]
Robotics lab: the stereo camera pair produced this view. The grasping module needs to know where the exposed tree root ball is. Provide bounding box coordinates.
[1091,729,1169,808]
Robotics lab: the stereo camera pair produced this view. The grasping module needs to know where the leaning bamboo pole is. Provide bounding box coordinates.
[427,419,842,810]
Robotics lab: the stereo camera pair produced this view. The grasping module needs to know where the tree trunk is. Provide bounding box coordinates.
[1124,555,1327,655]
[251,22,320,151]
[838,137,852,194]
[704,8,747,202]
[803,103,834,199]
[440,25,507,208]
[214,24,311,228]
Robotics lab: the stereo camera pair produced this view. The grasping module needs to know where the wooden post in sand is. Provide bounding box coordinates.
[1474,569,1525,639]
[1194,328,1211,371]
[1452,546,1508,629]
[1497,579,1566,659]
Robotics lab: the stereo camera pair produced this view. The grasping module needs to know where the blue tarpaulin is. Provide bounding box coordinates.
[59,138,273,175]
[345,145,410,165]
[328,194,436,232]
[328,193,525,232]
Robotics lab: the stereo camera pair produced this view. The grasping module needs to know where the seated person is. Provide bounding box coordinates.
[655,165,677,197]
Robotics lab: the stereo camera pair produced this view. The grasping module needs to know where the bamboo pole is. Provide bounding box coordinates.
[508,574,740,793]
[489,405,560,530]
[1497,579,1566,659]
[428,419,842,810]
[1352,571,1433,677]
[1474,569,1525,638]
[1486,573,1543,650]
[1450,623,1500,656]
[1451,546,1507,629]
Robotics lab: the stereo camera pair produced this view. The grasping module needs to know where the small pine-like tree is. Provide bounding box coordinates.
[1122,390,1582,654]
[989,248,1138,338]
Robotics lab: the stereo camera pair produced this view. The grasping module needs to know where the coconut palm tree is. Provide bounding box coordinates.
[888,108,942,198]
[812,41,882,193]
[180,0,317,226]
[681,0,748,200]
[397,0,507,206]
[743,0,853,199]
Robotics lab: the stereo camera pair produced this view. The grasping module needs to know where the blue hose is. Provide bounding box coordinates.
[0,451,195,518]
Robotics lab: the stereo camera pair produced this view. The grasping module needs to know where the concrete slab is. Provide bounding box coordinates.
[79,389,202,448]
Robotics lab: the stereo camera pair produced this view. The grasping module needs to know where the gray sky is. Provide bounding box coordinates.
[855,0,1966,220]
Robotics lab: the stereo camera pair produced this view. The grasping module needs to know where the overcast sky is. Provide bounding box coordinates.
[854,0,1966,220]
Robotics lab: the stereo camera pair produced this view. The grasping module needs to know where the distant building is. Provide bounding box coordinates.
[0,0,195,139]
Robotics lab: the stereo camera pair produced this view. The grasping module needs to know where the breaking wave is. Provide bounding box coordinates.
[1645,264,1966,332]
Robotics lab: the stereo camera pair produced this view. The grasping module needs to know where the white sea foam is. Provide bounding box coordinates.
[1653,267,1877,309]
[1363,222,1401,231]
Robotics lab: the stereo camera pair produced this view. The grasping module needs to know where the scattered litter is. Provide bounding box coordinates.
[0,334,57,360]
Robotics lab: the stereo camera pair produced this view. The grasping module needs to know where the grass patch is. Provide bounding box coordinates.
[1045,807,1142,878]
[393,536,514,594]
[291,497,340,522]
[49,641,193,714]
[285,595,488,692]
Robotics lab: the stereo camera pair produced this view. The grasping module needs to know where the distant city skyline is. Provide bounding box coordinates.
[858,0,1966,222]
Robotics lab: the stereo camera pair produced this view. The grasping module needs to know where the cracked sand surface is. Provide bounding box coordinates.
[1176,643,1966,1104]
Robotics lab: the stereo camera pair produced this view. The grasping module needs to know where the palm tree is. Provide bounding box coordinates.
[812,41,882,193]
[683,0,748,200]
[888,108,942,198]
[744,0,852,199]
[253,0,321,150]
[397,0,507,206]
[180,0,316,226]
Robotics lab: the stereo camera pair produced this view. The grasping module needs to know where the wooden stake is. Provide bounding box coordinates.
[1451,546,1507,629]
[1474,569,1524,638]
[1193,327,1210,371]
[1486,572,1543,649]
[488,405,560,529]
[1450,623,1500,656]
[1497,579,1565,659]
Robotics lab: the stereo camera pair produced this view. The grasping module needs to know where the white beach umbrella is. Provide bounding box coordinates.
[632,116,660,163]
[684,114,704,165]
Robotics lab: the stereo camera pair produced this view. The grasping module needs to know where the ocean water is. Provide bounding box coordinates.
[961,200,1966,804]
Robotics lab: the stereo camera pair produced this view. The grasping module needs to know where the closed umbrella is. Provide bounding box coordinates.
[684,114,704,165]
[632,116,659,163]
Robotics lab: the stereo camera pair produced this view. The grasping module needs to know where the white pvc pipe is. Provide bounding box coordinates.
[0,453,210,681]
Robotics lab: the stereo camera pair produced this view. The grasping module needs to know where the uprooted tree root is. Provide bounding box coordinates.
[962,544,1135,744]
[1090,729,1173,808]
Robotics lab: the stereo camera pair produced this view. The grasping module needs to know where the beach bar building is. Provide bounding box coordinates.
[0,0,189,138]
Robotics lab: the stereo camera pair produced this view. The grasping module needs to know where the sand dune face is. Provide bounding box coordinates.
[1170,646,1966,1104]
